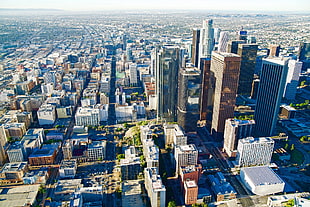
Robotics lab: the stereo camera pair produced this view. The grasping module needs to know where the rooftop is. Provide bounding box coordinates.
[241,166,285,186]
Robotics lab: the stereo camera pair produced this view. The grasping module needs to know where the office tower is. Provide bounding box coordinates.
[129,63,138,86]
[223,119,255,157]
[177,67,201,132]
[144,167,166,207]
[199,58,214,126]
[173,125,187,146]
[298,42,310,71]
[156,45,180,122]
[284,60,302,100]
[175,144,198,174]
[210,52,241,138]
[227,40,246,54]
[247,36,257,44]
[236,137,274,167]
[7,142,26,162]
[75,107,100,126]
[254,58,289,136]
[250,79,260,99]
[214,28,221,44]
[238,30,248,41]
[218,31,229,53]
[199,19,214,62]
[191,29,200,67]
[237,44,259,95]
[268,44,281,57]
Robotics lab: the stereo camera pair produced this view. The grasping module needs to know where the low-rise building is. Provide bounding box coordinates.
[28,144,59,166]
[0,162,28,185]
[184,180,198,205]
[240,166,285,196]
[87,141,106,161]
[23,168,48,185]
[267,192,310,207]
[59,160,77,179]
[207,172,237,202]
[37,104,56,125]
[7,142,26,162]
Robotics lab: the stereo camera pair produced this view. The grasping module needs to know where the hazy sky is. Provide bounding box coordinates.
[1,0,310,12]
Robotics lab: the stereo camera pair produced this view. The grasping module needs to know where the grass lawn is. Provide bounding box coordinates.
[290,149,305,165]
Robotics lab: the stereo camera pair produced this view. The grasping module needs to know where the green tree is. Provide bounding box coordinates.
[168,201,176,207]
[300,80,306,86]
[290,144,295,151]
[123,123,129,128]
[117,154,125,161]
[284,143,289,150]
[38,184,47,194]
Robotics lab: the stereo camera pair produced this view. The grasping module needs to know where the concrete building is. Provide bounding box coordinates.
[37,103,56,125]
[240,166,285,195]
[129,63,138,85]
[62,140,73,160]
[236,137,274,167]
[56,106,73,118]
[23,168,48,185]
[87,141,106,161]
[267,192,310,207]
[254,57,289,136]
[95,104,109,122]
[7,142,26,162]
[163,123,177,146]
[191,28,200,67]
[184,180,198,205]
[120,157,141,180]
[175,144,198,174]
[173,124,187,147]
[223,119,255,157]
[180,165,202,188]
[75,107,100,126]
[59,160,77,178]
[22,128,44,157]
[0,162,28,185]
[122,180,145,207]
[144,167,166,207]
[210,52,241,138]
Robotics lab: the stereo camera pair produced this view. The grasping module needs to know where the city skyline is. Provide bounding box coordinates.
[1,0,310,12]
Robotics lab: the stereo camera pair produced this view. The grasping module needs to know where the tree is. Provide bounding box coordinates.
[168,201,176,207]
[38,184,47,194]
[284,143,289,150]
[117,154,125,161]
[290,144,295,151]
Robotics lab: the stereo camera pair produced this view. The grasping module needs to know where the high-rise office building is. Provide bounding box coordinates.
[268,44,281,57]
[298,42,310,71]
[254,57,289,136]
[284,60,302,100]
[199,19,214,62]
[218,31,230,53]
[129,63,138,86]
[156,45,180,122]
[238,30,248,41]
[214,28,221,44]
[211,52,241,138]
[223,119,255,157]
[237,44,258,95]
[199,58,213,123]
[177,67,201,132]
[227,40,246,54]
[191,29,201,68]
[236,137,274,167]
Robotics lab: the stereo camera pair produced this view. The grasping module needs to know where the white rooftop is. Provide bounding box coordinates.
[241,166,284,186]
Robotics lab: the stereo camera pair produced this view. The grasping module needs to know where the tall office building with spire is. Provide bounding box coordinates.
[198,19,214,65]
[254,57,289,136]
[156,45,180,122]
[210,52,241,138]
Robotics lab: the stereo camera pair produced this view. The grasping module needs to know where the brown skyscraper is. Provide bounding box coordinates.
[211,52,241,138]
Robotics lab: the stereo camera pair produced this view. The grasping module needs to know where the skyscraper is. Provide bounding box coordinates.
[254,57,289,136]
[284,60,302,100]
[237,44,258,95]
[177,67,201,132]
[223,119,255,157]
[210,52,241,138]
[227,40,246,54]
[191,29,200,68]
[298,42,310,71]
[199,19,214,64]
[156,45,180,122]
[236,137,274,167]
[199,58,213,125]
[217,31,229,53]
[238,30,248,41]
[268,44,281,57]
